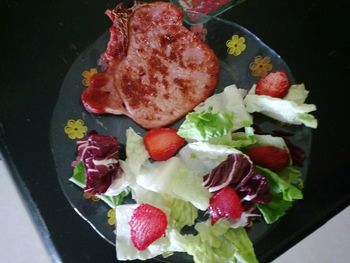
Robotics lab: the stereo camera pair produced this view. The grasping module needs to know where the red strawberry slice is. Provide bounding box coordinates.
[144,128,186,161]
[129,204,168,251]
[246,146,290,172]
[208,186,243,224]
[255,70,290,98]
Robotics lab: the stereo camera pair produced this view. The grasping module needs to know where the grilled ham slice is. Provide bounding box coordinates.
[82,1,220,129]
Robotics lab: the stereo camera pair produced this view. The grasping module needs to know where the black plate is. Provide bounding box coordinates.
[51,9,312,261]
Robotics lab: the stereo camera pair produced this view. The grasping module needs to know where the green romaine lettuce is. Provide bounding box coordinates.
[69,161,86,188]
[178,85,255,142]
[279,166,304,190]
[256,166,303,223]
[208,127,256,149]
[101,189,130,208]
[177,109,234,141]
[257,166,303,201]
[257,195,293,224]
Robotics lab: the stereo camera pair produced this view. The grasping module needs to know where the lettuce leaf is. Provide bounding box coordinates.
[178,85,254,142]
[121,129,210,211]
[178,141,243,177]
[279,166,304,190]
[106,128,150,196]
[69,162,86,188]
[257,195,293,224]
[124,127,150,176]
[131,184,198,231]
[115,204,186,261]
[225,227,259,263]
[244,94,317,128]
[298,113,318,128]
[250,83,310,105]
[104,171,130,197]
[256,166,303,201]
[194,85,253,131]
[163,195,198,230]
[101,189,130,208]
[136,157,211,210]
[208,127,256,149]
[256,166,303,223]
[185,220,258,263]
[284,84,309,104]
[177,110,234,141]
[253,134,288,150]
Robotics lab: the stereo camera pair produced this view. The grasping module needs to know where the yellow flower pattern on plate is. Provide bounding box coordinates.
[107,208,116,226]
[226,35,246,56]
[64,119,88,139]
[83,192,100,202]
[249,55,273,77]
[82,68,98,87]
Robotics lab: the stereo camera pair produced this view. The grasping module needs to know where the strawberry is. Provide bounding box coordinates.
[255,70,290,98]
[246,146,290,172]
[129,204,168,251]
[144,128,185,161]
[208,186,243,224]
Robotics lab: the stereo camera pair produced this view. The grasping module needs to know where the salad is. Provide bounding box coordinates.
[69,70,317,263]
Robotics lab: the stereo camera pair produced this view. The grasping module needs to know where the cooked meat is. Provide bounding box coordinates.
[81,1,220,129]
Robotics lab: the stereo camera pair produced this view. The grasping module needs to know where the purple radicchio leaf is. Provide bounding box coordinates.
[238,173,271,204]
[203,154,254,192]
[73,132,121,195]
[203,153,271,214]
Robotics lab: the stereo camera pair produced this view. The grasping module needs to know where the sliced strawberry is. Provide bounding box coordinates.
[208,186,243,224]
[129,204,168,251]
[246,146,290,172]
[144,128,186,161]
[255,70,290,98]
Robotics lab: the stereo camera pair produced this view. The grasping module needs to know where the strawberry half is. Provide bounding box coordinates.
[246,146,290,172]
[144,128,185,161]
[208,186,243,224]
[255,70,290,98]
[129,204,168,251]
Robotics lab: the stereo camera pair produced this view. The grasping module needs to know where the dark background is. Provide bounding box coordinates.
[1,0,349,262]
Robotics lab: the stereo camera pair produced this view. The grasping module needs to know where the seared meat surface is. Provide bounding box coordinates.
[82,2,220,129]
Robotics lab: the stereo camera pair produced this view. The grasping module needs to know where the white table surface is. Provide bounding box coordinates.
[0,158,349,263]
